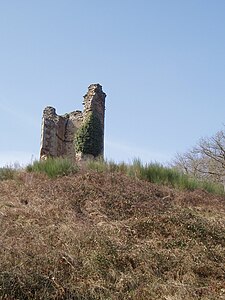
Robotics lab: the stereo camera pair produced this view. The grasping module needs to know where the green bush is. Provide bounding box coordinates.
[86,158,224,195]
[87,159,128,174]
[74,112,103,157]
[0,167,16,181]
[26,157,78,178]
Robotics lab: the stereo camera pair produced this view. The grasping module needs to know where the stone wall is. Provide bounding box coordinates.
[40,84,106,160]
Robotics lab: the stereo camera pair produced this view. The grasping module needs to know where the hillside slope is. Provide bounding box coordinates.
[0,171,224,300]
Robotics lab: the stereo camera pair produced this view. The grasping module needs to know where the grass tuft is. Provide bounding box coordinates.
[87,158,224,195]
[0,166,17,181]
[26,157,78,178]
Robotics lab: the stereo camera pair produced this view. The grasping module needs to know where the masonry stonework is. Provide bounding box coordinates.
[40,84,106,160]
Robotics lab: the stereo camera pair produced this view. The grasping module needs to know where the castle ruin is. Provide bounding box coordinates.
[40,84,106,160]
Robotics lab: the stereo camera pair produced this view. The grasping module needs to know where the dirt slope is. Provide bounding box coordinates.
[0,171,224,299]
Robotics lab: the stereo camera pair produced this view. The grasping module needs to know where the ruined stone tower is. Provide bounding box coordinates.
[40,84,106,160]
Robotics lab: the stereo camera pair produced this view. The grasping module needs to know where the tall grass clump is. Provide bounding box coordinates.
[86,158,224,195]
[0,166,17,181]
[87,158,128,173]
[128,159,183,186]
[87,158,108,172]
[200,180,224,195]
[26,157,78,178]
[129,159,224,194]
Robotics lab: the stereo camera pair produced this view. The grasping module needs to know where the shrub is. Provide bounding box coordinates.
[26,157,78,178]
[0,167,16,181]
[86,158,224,195]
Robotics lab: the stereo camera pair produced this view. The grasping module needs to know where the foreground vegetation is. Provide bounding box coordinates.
[1,157,223,195]
[6,157,219,195]
[87,159,224,195]
[0,168,224,299]
[26,157,78,178]
[0,166,17,181]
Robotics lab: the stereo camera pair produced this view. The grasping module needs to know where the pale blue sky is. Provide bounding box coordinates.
[0,0,225,166]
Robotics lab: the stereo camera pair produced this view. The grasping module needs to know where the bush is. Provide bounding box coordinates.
[26,157,78,178]
[86,158,224,195]
[0,167,16,181]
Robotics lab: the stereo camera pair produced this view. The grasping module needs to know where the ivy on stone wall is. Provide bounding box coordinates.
[74,112,103,157]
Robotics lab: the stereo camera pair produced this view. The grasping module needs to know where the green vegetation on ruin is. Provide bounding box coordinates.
[74,112,103,157]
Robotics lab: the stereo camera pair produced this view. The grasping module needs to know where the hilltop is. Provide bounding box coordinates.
[0,168,224,299]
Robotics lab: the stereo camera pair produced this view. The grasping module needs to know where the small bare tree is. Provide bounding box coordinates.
[172,129,225,187]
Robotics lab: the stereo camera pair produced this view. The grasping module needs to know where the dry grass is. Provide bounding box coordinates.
[0,170,224,299]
